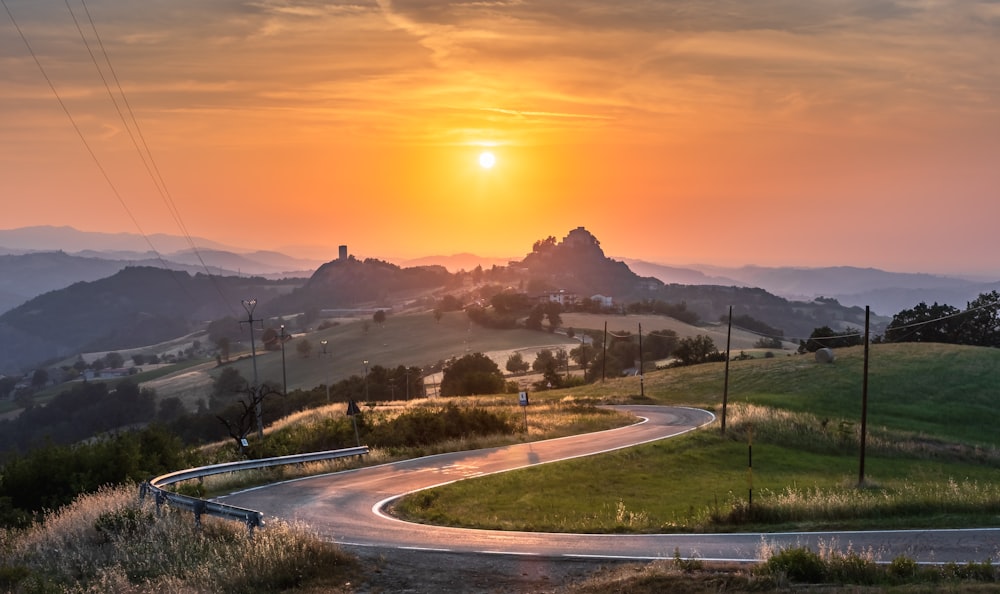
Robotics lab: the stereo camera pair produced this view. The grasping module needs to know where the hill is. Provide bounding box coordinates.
[0,267,302,375]
[627,259,999,316]
[0,227,890,375]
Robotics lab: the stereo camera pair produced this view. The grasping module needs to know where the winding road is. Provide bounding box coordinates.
[221,406,1000,564]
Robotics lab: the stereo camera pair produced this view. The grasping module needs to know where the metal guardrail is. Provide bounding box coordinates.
[140,446,369,535]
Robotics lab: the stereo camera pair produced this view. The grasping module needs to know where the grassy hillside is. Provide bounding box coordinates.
[145,310,795,406]
[394,342,1000,533]
[219,310,576,386]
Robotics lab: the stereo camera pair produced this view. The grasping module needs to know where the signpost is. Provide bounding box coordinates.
[346,399,362,447]
[518,390,529,433]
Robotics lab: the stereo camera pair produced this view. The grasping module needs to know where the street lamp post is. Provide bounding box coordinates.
[363,360,369,402]
[321,340,330,402]
[279,324,288,397]
[279,324,288,416]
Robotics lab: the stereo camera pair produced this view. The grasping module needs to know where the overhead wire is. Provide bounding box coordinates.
[69,0,238,317]
[3,0,239,317]
[2,0,170,270]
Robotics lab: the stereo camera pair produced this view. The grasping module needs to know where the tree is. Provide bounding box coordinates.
[261,327,279,350]
[296,338,313,358]
[885,301,962,344]
[644,329,679,359]
[525,305,545,331]
[533,359,562,391]
[505,352,530,374]
[531,236,556,254]
[440,353,505,396]
[956,291,1000,347]
[373,309,387,325]
[544,302,562,333]
[212,367,246,400]
[673,335,722,366]
[30,369,48,389]
[104,352,124,369]
[215,336,231,362]
[555,348,569,370]
[532,349,557,373]
[800,326,862,352]
[207,316,240,344]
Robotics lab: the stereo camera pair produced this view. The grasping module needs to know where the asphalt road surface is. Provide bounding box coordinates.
[221,405,1000,564]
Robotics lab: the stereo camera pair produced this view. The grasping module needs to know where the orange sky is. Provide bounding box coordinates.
[2,1,999,274]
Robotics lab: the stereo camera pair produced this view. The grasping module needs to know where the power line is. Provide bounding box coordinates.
[2,0,169,270]
[69,0,238,317]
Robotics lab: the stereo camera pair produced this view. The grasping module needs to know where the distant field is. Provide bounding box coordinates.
[143,311,795,406]
[147,310,579,404]
[560,312,790,351]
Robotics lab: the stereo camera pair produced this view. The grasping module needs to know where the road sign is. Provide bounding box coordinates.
[346,400,361,416]
[518,391,529,407]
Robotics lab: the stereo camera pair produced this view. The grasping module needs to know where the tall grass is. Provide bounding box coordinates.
[0,485,354,593]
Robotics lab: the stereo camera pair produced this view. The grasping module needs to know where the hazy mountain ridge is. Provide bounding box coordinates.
[0,266,304,374]
[0,225,233,254]
[0,225,987,375]
[625,259,997,316]
[0,251,313,316]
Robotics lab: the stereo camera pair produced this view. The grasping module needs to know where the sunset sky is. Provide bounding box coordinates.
[2,1,999,274]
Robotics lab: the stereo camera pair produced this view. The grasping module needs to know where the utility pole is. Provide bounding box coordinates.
[363,359,369,402]
[320,340,330,402]
[601,321,608,382]
[279,324,288,416]
[722,305,732,435]
[240,298,264,441]
[279,324,288,397]
[638,322,644,397]
[859,305,871,487]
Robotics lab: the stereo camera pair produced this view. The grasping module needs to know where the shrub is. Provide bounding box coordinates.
[761,546,826,583]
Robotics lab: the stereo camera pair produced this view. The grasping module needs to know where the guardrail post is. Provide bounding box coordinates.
[246,513,262,539]
[154,490,166,517]
[193,500,206,530]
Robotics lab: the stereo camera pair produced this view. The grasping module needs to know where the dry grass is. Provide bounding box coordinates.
[1,484,356,593]
[194,395,632,496]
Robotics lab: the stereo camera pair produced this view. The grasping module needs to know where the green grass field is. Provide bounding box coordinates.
[393,342,1000,533]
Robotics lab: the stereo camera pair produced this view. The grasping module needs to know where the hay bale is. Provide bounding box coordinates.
[815,348,835,364]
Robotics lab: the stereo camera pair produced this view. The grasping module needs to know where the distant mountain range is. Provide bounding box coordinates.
[0,227,326,314]
[624,260,1000,316]
[1,225,996,375]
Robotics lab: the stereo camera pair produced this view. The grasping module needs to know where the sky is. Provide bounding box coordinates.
[2,0,999,275]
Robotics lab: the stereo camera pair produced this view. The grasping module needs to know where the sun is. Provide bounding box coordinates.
[478,151,496,169]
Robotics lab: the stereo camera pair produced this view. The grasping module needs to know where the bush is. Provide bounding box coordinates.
[761,546,826,583]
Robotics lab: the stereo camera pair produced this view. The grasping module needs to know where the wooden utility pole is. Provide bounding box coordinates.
[859,305,871,486]
[722,305,732,435]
